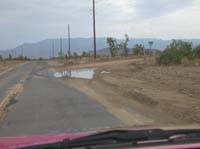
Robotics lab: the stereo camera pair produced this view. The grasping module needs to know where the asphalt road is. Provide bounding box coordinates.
[0,61,122,136]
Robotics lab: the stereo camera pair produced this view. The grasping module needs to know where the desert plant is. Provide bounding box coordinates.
[165,40,192,57]
[73,52,79,58]
[8,54,12,60]
[133,44,145,56]
[123,34,129,56]
[157,40,193,65]
[194,45,200,58]
[106,37,118,57]
[157,49,182,65]
[82,51,89,57]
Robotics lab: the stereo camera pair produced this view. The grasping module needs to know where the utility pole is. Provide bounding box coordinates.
[52,40,55,59]
[68,24,71,58]
[14,50,16,58]
[93,0,97,59]
[21,46,24,57]
[60,38,63,57]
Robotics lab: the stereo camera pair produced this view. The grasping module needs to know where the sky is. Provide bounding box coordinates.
[0,0,200,50]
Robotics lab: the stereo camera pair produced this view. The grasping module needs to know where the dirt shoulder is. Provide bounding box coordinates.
[49,59,200,127]
[0,61,25,73]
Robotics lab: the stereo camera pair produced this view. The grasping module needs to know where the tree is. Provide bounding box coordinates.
[0,55,2,61]
[82,51,89,57]
[123,34,129,56]
[106,37,117,57]
[8,54,12,60]
[133,44,145,56]
[73,52,78,58]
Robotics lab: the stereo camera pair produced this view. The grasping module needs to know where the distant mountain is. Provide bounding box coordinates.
[0,38,107,59]
[0,38,200,58]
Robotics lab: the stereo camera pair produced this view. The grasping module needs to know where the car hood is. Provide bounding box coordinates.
[0,126,155,149]
[0,132,88,149]
[1,126,200,149]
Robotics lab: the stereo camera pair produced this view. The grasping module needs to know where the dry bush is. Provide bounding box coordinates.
[181,58,200,66]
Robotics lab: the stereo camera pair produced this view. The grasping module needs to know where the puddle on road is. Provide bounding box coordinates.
[54,69,95,79]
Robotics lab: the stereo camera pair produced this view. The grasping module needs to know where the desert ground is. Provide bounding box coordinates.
[49,57,200,127]
[0,60,24,73]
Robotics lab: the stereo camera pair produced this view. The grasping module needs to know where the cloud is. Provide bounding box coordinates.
[124,0,200,39]
[133,0,195,18]
[0,0,199,49]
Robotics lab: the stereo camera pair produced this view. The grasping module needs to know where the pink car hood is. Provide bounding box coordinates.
[0,133,88,149]
[1,132,200,149]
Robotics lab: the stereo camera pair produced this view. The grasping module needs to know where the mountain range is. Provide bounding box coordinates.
[0,38,200,58]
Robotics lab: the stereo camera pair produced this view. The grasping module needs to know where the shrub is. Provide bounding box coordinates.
[194,45,200,58]
[165,40,192,57]
[157,49,182,65]
[187,50,197,60]
[157,40,193,65]
[133,44,145,55]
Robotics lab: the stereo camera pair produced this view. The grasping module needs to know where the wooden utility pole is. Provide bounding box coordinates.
[21,46,24,57]
[68,24,71,58]
[60,38,63,57]
[52,40,55,59]
[93,0,97,59]
[14,50,17,58]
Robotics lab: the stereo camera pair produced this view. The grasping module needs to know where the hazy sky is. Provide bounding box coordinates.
[0,0,200,50]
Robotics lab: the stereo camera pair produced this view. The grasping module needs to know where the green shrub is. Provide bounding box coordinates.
[157,49,182,65]
[165,40,192,57]
[194,45,200,58]
[157,40,194,65]
[188,50,197,60]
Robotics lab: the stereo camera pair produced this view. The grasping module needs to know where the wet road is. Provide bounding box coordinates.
[0,61,122,136]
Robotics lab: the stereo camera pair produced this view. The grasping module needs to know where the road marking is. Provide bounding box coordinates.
[0,78,25,121]
[0,68,13,76]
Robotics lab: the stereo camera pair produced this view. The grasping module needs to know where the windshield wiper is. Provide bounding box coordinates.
[20,129,200,149]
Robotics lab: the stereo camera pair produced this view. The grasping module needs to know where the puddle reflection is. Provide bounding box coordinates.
[54,69,95,79]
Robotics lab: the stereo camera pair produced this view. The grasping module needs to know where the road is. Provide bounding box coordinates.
[0,61,122,136]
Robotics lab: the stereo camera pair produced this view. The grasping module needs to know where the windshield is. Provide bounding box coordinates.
[0,0,200,141]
